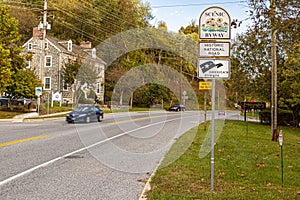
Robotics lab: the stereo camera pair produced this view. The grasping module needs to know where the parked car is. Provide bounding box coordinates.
[169,104,186,112]
[10,98,33,106]
[66,105,104,123]
[0,97,9,107]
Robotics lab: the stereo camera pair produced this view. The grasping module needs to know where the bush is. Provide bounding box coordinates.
[259,109,294,126]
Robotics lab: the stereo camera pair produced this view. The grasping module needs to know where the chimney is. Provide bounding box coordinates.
[80,41,92,48]
[32,27,42,38]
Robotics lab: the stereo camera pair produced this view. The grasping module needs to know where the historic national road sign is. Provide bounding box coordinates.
[198,59,230,78]
[199,42,230,57]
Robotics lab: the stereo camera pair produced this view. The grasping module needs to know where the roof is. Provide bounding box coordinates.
[22,34,106,65]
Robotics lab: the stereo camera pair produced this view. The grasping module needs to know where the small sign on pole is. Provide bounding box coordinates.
[35,87,42,115]
[199,42,230,57]
[279,130,284,187]
[35,87,42,96]
[199,81,212,90]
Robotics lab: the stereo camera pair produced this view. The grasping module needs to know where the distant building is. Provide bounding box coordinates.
[22,27,106,104]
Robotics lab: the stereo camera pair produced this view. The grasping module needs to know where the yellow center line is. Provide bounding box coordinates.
[109,113,180,125]
[0,135,48,147]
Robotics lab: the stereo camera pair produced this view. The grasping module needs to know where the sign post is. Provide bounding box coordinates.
[198,6,231,191]
[199,81,212,131]
[35,87,42,115]
[278,130,284,187]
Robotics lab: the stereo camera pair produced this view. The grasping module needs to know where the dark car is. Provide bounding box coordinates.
[169,104,186,112]
[66,105,103,123]
[0,97,9,107]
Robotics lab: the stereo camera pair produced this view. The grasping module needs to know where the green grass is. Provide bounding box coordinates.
[0,110,24,119]
[147,121,300,200]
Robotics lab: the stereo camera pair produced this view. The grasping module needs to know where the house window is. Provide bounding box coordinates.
[45,56,52,67]
[28,43,32,50]
[68,40,72,52]
[92,48,96,59]
[44,77,51,90]
[63,79,68,91]
[25,60,30,68]
[45,41,49,49]
[96,82,100,94]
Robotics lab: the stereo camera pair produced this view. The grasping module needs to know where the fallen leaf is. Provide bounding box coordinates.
[278,189,283,193]
[239,174,245,177]
[239,187,245,190]
[137,178,148,184]
[266,182,272,187]
[256,162,266,168]
[236,165,240,168]
[219,171,225,175]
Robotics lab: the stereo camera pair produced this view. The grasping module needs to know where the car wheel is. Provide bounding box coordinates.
[85,116,91,123]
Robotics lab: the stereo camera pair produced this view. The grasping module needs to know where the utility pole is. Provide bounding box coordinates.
[180,40,183,105]
[41,0,48,86]
[271,0,278,141]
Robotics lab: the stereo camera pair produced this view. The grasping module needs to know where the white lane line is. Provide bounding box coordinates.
[0,114,199,187]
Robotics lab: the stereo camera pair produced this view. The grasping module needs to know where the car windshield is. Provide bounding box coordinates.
[73,106,93,112]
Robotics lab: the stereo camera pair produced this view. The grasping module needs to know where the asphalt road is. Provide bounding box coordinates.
[0,110,219,200]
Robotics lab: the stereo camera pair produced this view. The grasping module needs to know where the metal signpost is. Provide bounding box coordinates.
[278,130,284,187]
[35,87,42,115]
[199,81,212,131]
[198,6,231,190]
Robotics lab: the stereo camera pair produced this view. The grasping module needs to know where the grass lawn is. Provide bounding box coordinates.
[146,120,300,200]
[0,110,24,119]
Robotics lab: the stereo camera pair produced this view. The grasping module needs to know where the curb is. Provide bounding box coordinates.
[0,111,71,123]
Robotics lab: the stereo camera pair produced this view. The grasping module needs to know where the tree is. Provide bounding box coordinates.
[228,0,300,104]
[6,69,41,98]
[279,44,300,127]
[62,57,82,86]
[133,83,173,107]
[0,6,34,95]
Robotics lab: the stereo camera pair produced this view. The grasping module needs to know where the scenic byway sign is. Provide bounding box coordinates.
[199,6,231,40]
[198,59,230,78]
[199,42,230,57]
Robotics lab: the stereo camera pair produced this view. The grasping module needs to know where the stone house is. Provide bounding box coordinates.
[22,27,106,104]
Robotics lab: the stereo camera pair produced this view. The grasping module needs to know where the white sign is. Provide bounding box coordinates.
[278,130,283,146]
[199,42,230,57]
[199,7,231,39]
[198,59,230,79]
[52,92,62,101]
[35,87,42,96]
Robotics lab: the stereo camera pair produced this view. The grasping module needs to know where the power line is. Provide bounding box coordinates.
[151,1,247,8]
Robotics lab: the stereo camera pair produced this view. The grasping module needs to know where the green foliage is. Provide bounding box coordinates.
[0,6,21,93]
[0,5,38,97]
[62,57,82,86]
[133,83,173,107]
[279,44,300,127]
[48,0,153,45]
[227,0,300,108]
[259,109,296,126]
[6,69,41,98]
